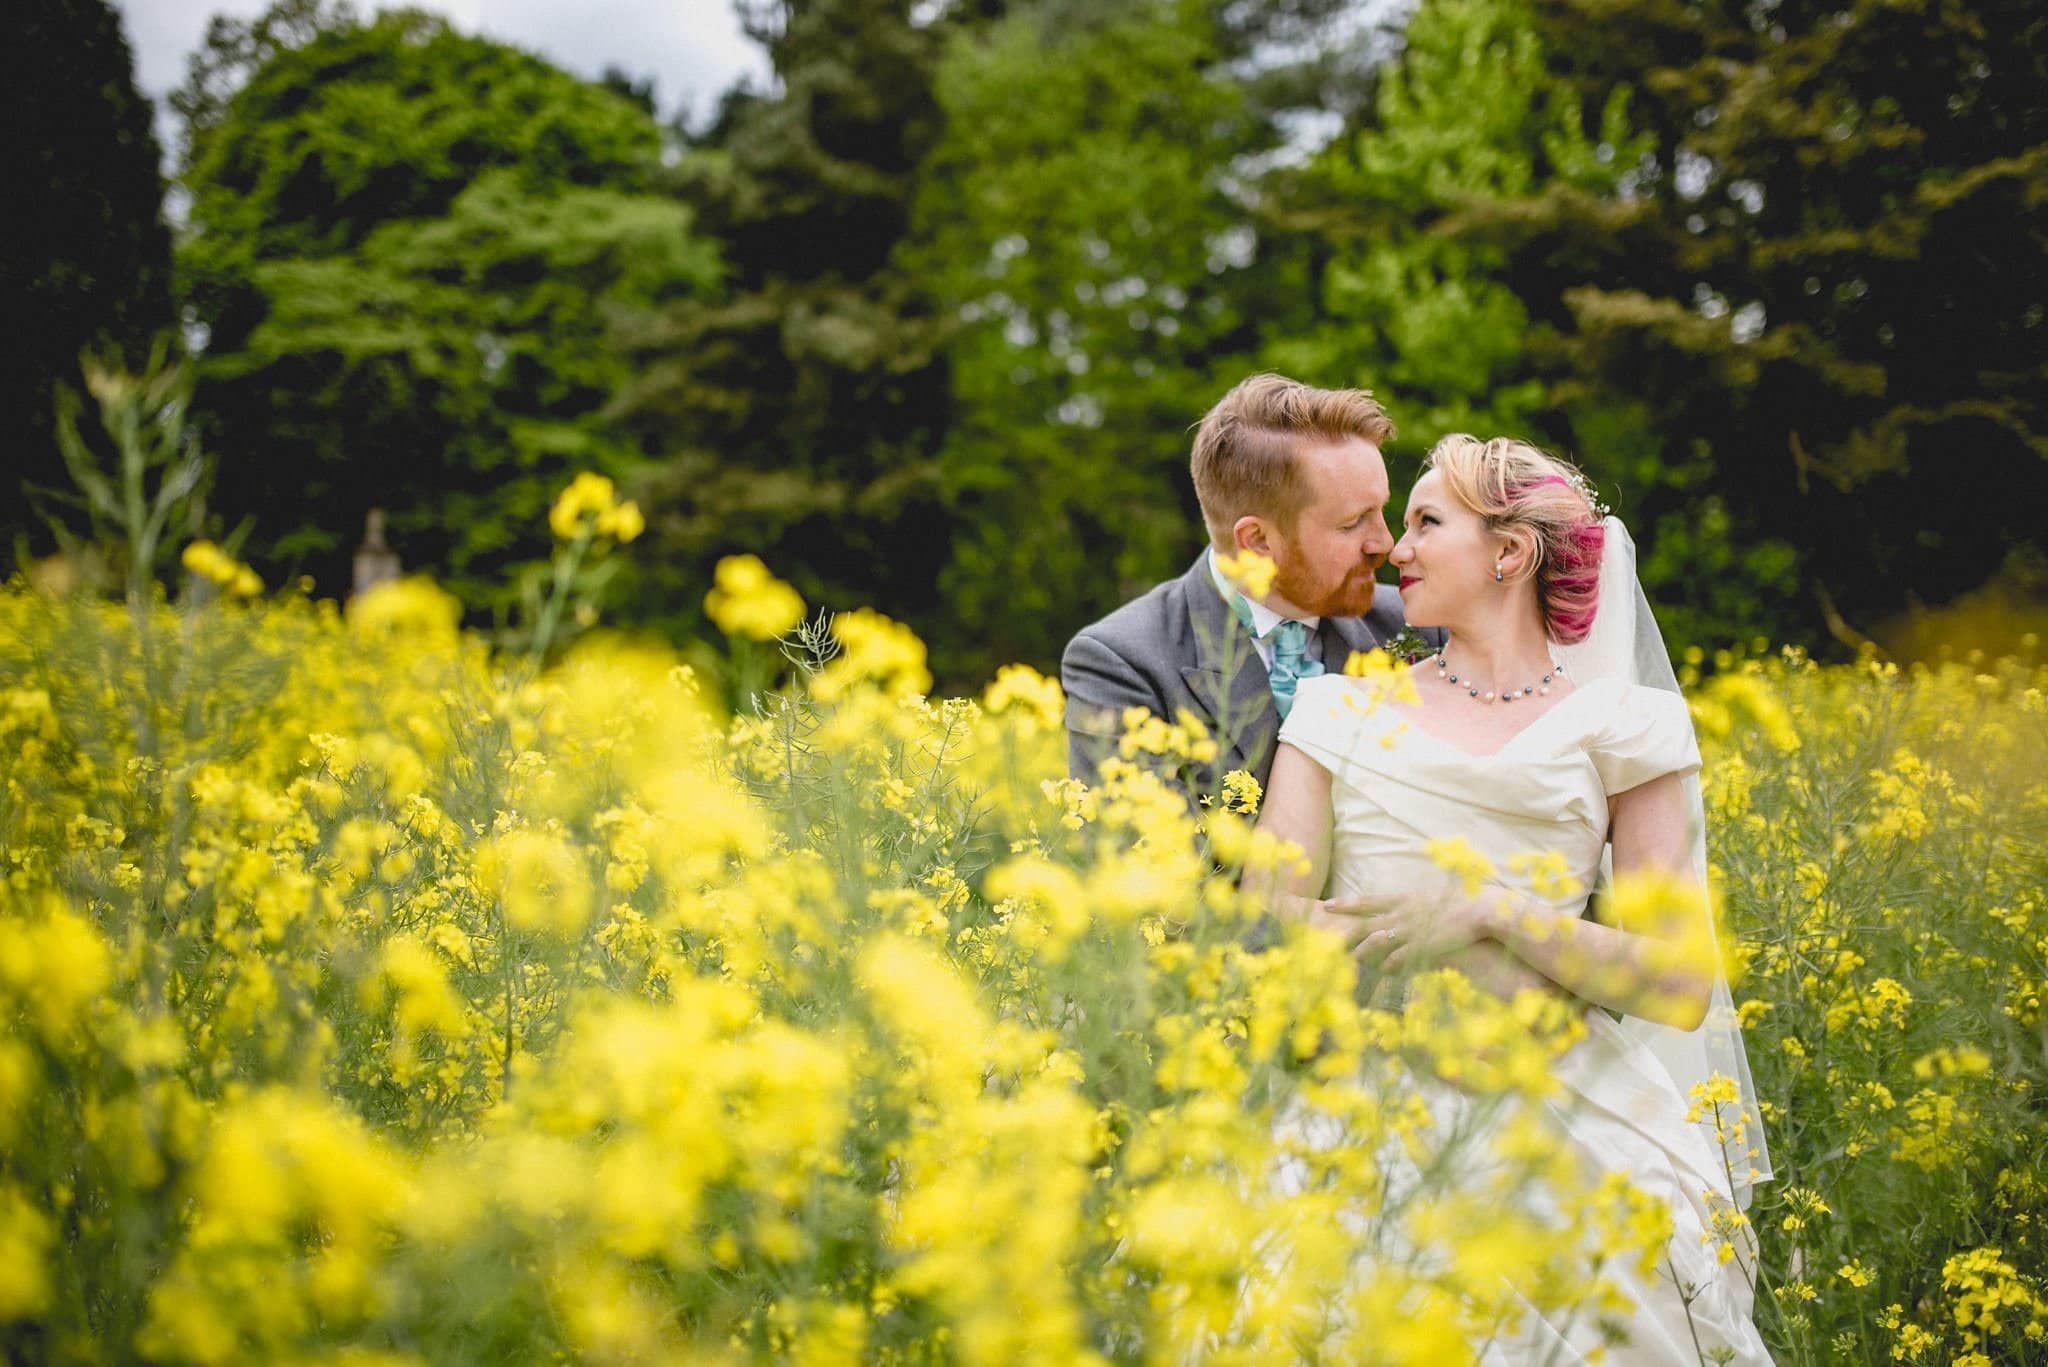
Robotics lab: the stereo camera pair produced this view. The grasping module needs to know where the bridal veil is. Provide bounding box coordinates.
[1556,516,1775,1209]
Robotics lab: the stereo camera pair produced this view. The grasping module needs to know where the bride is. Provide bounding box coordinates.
[1253,434,1774,1363]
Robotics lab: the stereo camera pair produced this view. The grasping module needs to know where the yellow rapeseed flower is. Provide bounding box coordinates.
[548,470,640,543]
[985,856,1090,954]
[476,829,595,937]
[595,499,644,543]
[1508,850,1584,902]
[549,471,617,540]
[704,555,806,641]
[0,899,112,1042]
[1214,548,1277,600]
[1913,1046,1992,1080]
[812,609,931,701]
[1424,836,1495,896]
[0,1187,53,1322]
[345,575,463,639]
[1942,1245,2048,1350]
[1342,647,1421,706]
[1219,768,1262,816]
[180,540,263,597]
[981,663,1065,728]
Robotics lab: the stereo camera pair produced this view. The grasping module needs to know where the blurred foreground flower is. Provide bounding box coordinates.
[548,472,642,544]
[476,829,595,938]
[704,555,806,641]
[345,575,463,639]
[1344,646,1422,706]
[812,608,931,700]
[1214,548,1277,600]
[180,540,262,598]
[981,663,1065,728]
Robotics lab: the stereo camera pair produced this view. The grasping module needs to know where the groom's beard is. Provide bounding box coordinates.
[1273,546,1384,618]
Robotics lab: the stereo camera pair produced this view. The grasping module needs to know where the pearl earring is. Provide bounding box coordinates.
[1494,564,1504,582]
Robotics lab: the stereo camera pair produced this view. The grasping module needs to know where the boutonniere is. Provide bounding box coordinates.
[1382,625,1433,665]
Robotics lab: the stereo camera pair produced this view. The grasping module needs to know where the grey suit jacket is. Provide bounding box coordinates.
[1061,553,1442,800]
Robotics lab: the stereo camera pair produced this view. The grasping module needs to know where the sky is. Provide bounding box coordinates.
[116,0,774,142]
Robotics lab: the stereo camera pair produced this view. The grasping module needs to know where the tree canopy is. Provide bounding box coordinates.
[608,0,983,656]
[19,0,2040,672]
[1516,0,2048,646]
[176,5,719,610]
[3,0,174,557]
[906,0,1371,679]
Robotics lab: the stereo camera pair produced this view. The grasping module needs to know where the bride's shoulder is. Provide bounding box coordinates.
[1572,678,1700,790]
[1565,676,1691,734]
[1600,677,1692,724]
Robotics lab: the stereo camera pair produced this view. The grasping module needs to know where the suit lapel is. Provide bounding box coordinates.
[1180,655,1278,780]
[1179,556,1277,779]
[1175,565,1415,780]
[1319,615,1380,674]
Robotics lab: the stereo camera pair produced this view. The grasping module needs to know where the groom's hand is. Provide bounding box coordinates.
[1352,890,1492,971]
[1302,900,1365,944]
[1305,894,1399,947]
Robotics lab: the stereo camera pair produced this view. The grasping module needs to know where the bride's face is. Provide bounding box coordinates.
[1389,470,1492,627]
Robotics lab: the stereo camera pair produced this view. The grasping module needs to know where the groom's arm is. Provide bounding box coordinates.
[1060,629,1160,787]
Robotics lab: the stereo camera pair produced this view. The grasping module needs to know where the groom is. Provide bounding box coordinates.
[1062,373,1440,801]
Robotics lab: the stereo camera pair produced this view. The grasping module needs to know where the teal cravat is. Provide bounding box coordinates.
[1267,618,1325,720]
[1222,583,1325,719]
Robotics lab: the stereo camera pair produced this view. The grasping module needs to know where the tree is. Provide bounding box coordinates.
[904,3,1272,679]
[902,0,1369,680]
[612,0,996,662]
[2,0,174,557]
[176,5,719,611]
[1522,0,2048,650]
[168,0,354,172]
[1273,0,1804,649]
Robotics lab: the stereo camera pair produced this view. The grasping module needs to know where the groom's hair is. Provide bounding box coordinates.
[1190,373,1394,546]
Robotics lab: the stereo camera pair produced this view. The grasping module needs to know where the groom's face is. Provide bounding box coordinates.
[1268,436,1394,618]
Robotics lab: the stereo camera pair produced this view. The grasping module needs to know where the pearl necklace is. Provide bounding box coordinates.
[1433,649,1565,704]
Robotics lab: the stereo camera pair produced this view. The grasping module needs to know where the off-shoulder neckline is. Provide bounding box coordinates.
[1302,673,1625,762]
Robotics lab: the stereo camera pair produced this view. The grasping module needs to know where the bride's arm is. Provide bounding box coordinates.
[1246,743,1354,938]
[1252,747,1528,993]
[1258,746,1558,995]
[1464,770,1715,1030]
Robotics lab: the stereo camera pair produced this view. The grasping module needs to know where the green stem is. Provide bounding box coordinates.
[528,529,593,664]
[501,902,517,1103]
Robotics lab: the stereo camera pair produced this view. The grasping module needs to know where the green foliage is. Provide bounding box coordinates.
[176,5,715,613]
[1271,0,1809,648]
[609,0,978,670]
[3,0,174,560]
[1524,0,2048,649]
[40,346,211,614]
[908,2,1281,681]
[1273,0,1617,435]
[900,0,1363,681]
[178,6,658,251]
[20,0,2023,669]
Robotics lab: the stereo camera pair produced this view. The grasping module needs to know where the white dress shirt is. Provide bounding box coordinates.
[1205,547,1320,672]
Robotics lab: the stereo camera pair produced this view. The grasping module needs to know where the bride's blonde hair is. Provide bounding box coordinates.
[1423,435,1606,644]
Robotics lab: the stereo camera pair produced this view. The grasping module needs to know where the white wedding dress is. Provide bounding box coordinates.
[1277,671,1771,1365]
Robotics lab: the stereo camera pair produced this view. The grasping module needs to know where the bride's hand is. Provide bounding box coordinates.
[1301,898,1374,946]
[1352,891,1493,972]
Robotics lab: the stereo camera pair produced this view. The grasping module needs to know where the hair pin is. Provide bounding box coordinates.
[1565,470,1611,519]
